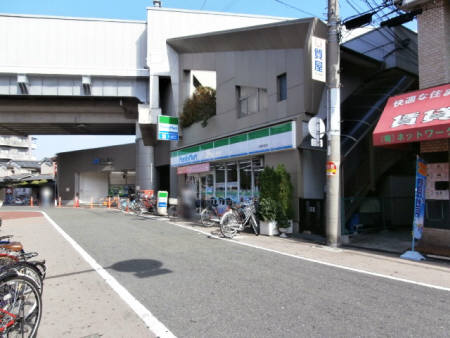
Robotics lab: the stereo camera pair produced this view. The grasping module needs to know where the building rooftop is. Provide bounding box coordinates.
[0,12,145,24]
[8,161,41,169]
[147,7,291,21]
[167,17,324,53]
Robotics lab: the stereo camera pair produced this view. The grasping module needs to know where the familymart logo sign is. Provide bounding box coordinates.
[158,115,179,141]
[170,121,296,167]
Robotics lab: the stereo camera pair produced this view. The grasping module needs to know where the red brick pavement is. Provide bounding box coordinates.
[0,211,43,220]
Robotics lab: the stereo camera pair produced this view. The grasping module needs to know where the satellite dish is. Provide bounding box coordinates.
[308,117,325,139]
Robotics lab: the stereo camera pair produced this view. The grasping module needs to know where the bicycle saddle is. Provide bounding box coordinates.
[0,242,23,252]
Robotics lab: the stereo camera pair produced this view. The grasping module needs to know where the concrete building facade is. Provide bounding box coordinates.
[164,18,418,233]
[0,135,36,162]
[57,144,136,203]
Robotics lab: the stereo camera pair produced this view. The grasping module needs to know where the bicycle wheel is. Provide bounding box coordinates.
[4,262,44,295]
[0,273,42,338]
[134,201,143,216]
[200,208,214,227]
[29,262,46,281]
[220,210,239,238]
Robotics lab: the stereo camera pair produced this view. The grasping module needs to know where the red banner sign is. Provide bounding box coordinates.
[373,83,450,146]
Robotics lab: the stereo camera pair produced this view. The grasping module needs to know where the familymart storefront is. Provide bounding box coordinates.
[171,121,296,206]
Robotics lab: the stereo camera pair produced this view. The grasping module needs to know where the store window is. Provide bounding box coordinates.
[239,160,252,202]
[200,174,215,206]
[252,157,264,198]
[215,163,226,199]
[186,157,264,204]
[226,162,238,203]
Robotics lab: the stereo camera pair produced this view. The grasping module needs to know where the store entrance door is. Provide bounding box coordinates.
[188,173,214,209]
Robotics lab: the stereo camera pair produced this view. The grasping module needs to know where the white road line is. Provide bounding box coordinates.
[41,211,176,338]
[168,221,450,293]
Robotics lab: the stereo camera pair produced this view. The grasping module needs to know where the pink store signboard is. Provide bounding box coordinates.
[177,163,210,175]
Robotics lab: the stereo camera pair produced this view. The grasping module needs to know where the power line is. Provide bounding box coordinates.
[273,0,322,19]
[363,0,418,63]
[200,0,207,10]
[222,0,239,11]
[345,0,363,14]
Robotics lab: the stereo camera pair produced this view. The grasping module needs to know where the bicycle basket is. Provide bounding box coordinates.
[243,203,255,218]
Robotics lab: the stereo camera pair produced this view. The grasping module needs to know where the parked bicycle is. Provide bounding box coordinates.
[0,238,46,295]
[138,192,157,214]
[0,269,42,337]
[219,200,259,238]
[200,197,227,227]
[0,220,46,337]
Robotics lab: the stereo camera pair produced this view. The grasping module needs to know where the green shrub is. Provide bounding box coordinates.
[259,166,280,200]
[258,197,278,222]
[276,164,294,226]
[258,165,293,227]
[179,86,216,128]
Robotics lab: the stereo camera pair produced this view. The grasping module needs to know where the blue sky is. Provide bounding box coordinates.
[1,0,416,159]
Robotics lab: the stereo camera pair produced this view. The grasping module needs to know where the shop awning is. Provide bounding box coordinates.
[373,83,450,146]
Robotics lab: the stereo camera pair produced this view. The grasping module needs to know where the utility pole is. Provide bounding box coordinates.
[326,0,341,247]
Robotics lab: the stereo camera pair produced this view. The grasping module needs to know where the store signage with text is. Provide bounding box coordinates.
[311,36,326,83]
[373,83,450,146]
[158,115,179,141]
[170,122,296,167]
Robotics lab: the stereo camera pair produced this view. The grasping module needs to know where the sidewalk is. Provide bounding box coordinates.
[0,210,154,338]
[168,216,450,291]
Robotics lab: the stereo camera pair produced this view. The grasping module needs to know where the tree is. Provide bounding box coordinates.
[180,86,216,128]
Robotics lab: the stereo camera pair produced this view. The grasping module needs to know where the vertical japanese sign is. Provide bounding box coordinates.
[311,36,326,83]
[157,115,179,141]
[413,156,427,240]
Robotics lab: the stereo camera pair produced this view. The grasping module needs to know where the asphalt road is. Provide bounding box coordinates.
[44,208,450,338]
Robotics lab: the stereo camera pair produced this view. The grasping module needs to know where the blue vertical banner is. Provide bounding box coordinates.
[413,156,427,240]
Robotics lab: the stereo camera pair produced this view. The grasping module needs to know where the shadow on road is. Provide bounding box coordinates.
[109,259,172,278]
[46,258,172,280]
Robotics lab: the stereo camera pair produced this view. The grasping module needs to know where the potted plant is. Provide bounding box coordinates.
[257,167,279,236]
[275,165,294,237]
[258,197,279,236]
[257,165,294,236]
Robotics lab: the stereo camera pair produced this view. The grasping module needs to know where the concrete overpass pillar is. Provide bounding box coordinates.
[150,75,159,109]
[135,123,156,191]
[135,74,161,191]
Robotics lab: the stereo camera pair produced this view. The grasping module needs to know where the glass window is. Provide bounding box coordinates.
[226,162,238,203]
[252,157,264,198]
[202,174,214,202]
[239,160,252,202]
[215,163,226,200]
[238,86,268,117]
[277,73,287,101]
[211,157,264,203]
